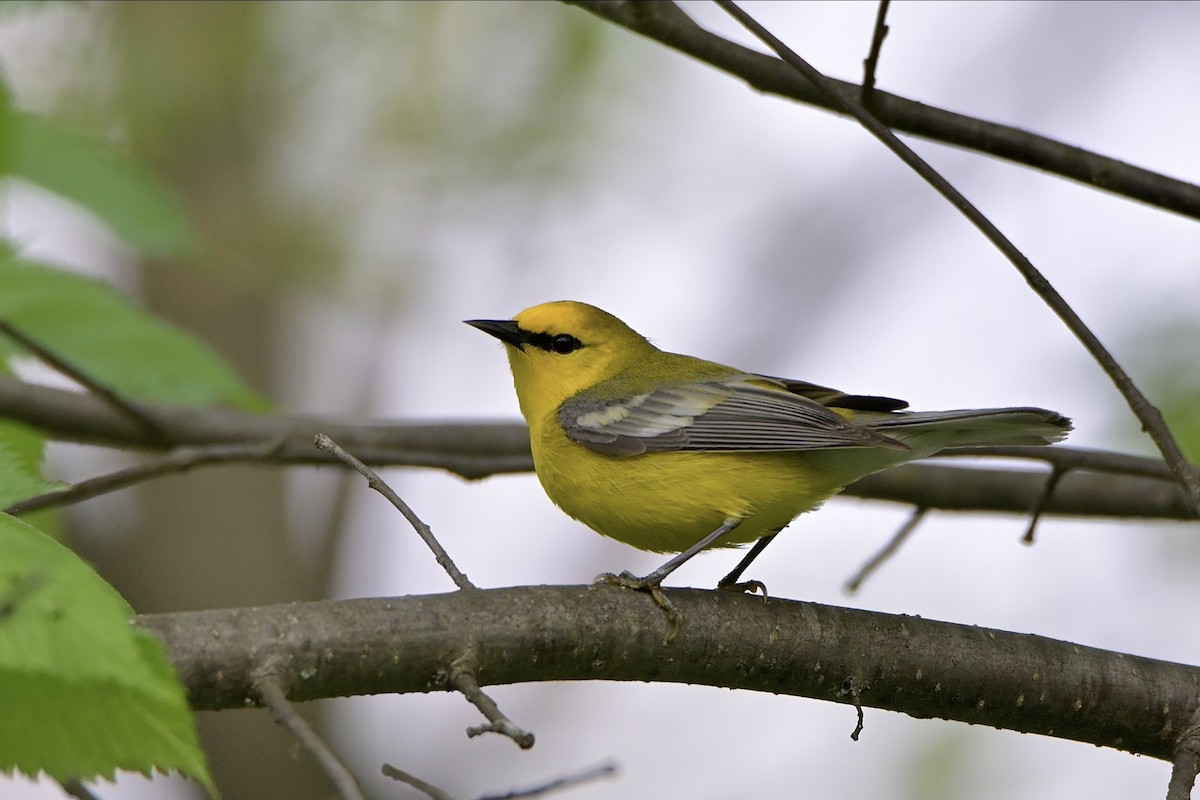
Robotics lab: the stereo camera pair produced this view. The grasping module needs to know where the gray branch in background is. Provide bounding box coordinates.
[2,376,1195,521]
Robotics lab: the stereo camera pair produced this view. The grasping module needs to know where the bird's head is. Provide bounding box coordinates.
[466,300,656,422]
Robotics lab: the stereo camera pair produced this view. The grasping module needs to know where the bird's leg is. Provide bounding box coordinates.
[716,530,781,599]
[598,517,743,642]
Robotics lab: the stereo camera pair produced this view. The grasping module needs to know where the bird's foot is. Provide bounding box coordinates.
[596,570,682,643]
[717,577,770,602]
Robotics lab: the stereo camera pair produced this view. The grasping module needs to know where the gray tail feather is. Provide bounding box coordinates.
[868,407,1072,449]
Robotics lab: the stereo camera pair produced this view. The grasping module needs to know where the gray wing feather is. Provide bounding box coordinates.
[560,376,906,457]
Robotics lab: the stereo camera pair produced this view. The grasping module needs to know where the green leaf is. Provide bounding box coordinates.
[0,419,63,509]
[0,514,216,796]
[7,110,200,258]
[0,358,62,527]
[0,253,270,410]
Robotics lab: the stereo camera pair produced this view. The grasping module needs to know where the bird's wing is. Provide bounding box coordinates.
[770,377,909,412]
[559,375,908,457]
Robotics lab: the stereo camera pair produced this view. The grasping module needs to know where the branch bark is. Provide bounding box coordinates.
[4,376,1196,520]
[137,585,1200,763]
[564,1,1200,221]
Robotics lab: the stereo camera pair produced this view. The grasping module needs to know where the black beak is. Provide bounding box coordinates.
[465,318,528,348]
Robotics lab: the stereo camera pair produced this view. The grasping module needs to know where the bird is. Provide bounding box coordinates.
[467,300,1070,631]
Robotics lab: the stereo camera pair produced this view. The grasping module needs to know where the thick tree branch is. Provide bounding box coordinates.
[2,376,1196,520]
[564,1,1200,221]
[137,586,1200,763]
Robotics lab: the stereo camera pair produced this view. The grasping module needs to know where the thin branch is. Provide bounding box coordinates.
[314,434,475,591]
[1,378,1195,520]
[944,445,1200,483]
[845,461,1192,520]
[451,645,535,749]
[381,761,618,800]
[4,441,285,516]
[255,672,366,800]
[382,764,455,800]
[138,586,1200,762]
[1021,466,1068,544]
[860,0,890,103]
[843,506,927,593]
[478,762,617,800]
[1168,707,1200,800]
[838,677,869,741]
[564,1,1200,221]
[712,0,1200,519]
[0,319,164,440]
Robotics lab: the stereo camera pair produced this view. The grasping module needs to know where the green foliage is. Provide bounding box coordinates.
[0,252,270,410]
[7,110,201,259]
[0,514,216,796]
[0,37,278,800]
[0,354,61,527]
[0,418,62,509]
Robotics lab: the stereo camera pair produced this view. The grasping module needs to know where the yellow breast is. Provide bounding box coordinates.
[529,416,842,554]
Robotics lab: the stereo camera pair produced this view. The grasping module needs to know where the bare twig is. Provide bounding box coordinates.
[1021,466,1068,544]
[450,646,535,749]
[4,441,285,516]
[314,434,475,591]
[1167,707,1200,800]
[564,1,1200,221]
[479,761,617,800]
[860,0,890,103]
[382,761,617,800]
[839,677,868,741]
[944,445,1199,484]
[256,672,366,800]
[844,507,927,593]
[382,764,455,800]
[0,319,164,440]
[713,0,1200,518]
[847,461,1192,520]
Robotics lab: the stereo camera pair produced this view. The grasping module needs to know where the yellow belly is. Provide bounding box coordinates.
[531,422,850,554]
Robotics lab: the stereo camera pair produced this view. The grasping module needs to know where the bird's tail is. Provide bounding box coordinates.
[867,407,1071,455]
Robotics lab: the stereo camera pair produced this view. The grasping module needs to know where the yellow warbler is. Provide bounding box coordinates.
[468,301,1069,612]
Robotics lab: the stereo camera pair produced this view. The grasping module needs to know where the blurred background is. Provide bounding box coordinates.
[2,1,1199,798]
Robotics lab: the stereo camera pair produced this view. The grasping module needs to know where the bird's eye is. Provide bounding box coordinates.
[526,331,584,354]
[550,334,582,354]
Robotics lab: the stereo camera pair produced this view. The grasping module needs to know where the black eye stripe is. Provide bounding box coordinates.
[527,332,583,354]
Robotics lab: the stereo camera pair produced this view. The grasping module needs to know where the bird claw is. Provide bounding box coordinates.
[717,578,770,602]
[596,571,682,643]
